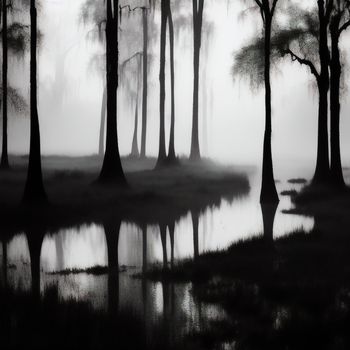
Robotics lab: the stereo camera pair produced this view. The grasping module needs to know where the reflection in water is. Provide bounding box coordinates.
[0,173,315,346]
[160,224,168,270]
[191,211,200,260]
[27,230,45,297]
[104,221,121,313]
[1,240,8,289]
[142,224,148,273]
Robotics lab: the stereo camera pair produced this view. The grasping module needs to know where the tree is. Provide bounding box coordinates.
[189,0,204,161]
[167,1,177,163]
[156,0,169,167]
[80,0,106,156]
[313,0,333,185]
[329,0,350,188]
[276,2,334,185]
[98,0,127,185]
[140,7,149,159]
[234,0,280,204]
[119,51,143,157]
[82,1,150,160]
[1,1,29,169]
[23,0,47,203]
[1,0,9,169]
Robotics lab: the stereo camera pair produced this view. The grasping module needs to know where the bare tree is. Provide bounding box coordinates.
[189,0,204,161]
[234,0,280,203]
[98,0,127,185]
[329,0,350,187]
[23,0,47,203]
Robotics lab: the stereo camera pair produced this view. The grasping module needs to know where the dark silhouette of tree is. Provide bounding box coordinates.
[119,51,143,157]
[1,0,9,169]
[80,0,106,156]
[1,2,29,170]
[190,0,204,161]
[167,1,177,163]
[98,0,127,185]
[26,229,45,298]
[140,7,149,159]
[119,4,154,160]
[234,0,279,204]
[260,202,278,246]
[23,0,47,203]
[104,220,121,312]
[329,0,350,188]
[131,89,140,157]
[313,0,333,185]
[99,85,107,156]
[272,2,340,186]
[156,0,169,167]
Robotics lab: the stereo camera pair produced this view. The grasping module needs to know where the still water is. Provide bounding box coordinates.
[0,171,314,337]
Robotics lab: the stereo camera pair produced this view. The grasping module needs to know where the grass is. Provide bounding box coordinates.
[0,285,181,350]
[138,175,350,349]
[0,155,251,239]
[141,212,350,349]
[280,190,298,197]
[287,178,308,184]
[47,264,135,275]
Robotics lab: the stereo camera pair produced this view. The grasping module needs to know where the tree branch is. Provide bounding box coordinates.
[271,0,278,16]
[254,0,263,9]
[339,18,350,33]
[284,48,320,80]
[325,0,334,21]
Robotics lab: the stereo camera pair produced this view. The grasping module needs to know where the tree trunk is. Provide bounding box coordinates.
[23,0,47,203]
[202,76,208,157]
[131,99,139,157]
[167,4,176,163]
[156,0,168,167]
[329,24,345,188]
[140,9,148,159]
[313,2,330,185]
[98,0,127,185]
[190,0,204,161]
[260,16,279,204]
[1,0,9,170]
[260,202,278,246]
[98,85,107,157]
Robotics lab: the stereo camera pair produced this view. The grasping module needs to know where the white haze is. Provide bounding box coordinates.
[4,0,350,176]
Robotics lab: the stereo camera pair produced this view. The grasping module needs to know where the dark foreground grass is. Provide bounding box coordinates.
[143,225,350,349]
[48,264,133,275]
[0,286,185,350]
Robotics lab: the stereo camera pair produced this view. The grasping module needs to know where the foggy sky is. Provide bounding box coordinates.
[4,0,350,174]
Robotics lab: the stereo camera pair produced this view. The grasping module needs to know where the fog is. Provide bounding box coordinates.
[4,0,350,172]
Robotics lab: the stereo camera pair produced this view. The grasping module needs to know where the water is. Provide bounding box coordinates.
[0,171,314,343]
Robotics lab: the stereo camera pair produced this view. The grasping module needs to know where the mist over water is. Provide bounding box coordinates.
[5,0,350,172]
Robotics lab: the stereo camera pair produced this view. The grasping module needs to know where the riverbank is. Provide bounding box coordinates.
[142,180,350,349]
[0,155,251,237]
